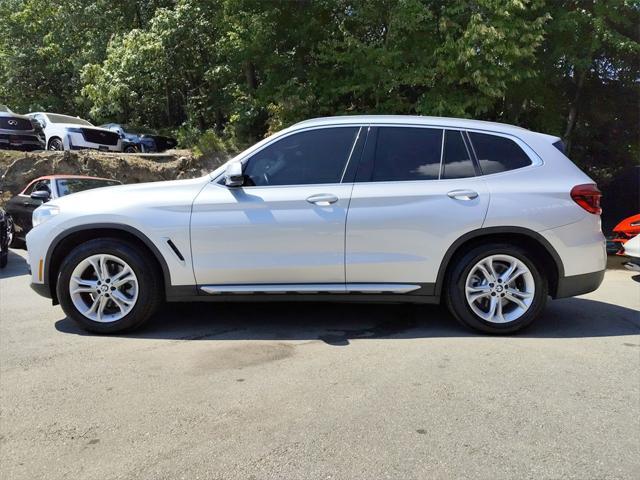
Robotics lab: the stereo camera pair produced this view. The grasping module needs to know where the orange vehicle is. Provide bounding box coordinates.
[611,213,640,255]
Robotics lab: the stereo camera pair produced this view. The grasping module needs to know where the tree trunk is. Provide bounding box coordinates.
[563,68,587,155]
[244,61,257,91]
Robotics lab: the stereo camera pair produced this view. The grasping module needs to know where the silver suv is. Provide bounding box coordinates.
[26,116,606,334]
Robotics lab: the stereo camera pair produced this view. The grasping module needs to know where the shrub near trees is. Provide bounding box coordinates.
[0,0,638,183]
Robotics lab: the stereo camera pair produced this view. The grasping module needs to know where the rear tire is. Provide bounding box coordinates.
[56,238,163,333]
[445,243,548,334]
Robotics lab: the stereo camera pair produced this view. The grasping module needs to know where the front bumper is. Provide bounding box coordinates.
[555,269,605,298]
[623,260,640,272]
[30,281,52,299]
[0,130,44,150]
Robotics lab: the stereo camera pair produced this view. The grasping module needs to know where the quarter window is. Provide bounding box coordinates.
[468,132,532,175]
[243,127,359,186]
[367,127,443,182]
[442,130,476,179]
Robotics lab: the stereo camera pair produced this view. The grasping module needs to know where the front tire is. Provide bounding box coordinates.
[124,145,139,153]
[57,238,162,333]
[48,137,64,151]
[445,243,548,334]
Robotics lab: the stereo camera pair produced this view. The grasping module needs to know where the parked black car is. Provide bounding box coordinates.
[0,105,44,151]
[100,123,177,153]
[4,175,121,247]
[0,207,8,268]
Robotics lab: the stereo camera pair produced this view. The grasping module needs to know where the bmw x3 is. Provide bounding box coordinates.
[26,116,606,334]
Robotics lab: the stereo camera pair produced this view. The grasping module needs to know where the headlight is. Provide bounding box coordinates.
[32,205,60,227]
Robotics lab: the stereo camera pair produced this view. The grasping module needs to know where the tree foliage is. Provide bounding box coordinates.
[1,0,638,181]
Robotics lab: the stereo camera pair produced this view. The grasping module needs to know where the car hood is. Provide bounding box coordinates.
[54,123,111,132]
[48,176,211,211]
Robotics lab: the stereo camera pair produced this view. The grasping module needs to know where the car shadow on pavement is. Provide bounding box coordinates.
[0,249,28,280]
[54,297,640,346]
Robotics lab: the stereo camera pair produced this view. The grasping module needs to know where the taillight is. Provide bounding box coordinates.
[570,184,602,215]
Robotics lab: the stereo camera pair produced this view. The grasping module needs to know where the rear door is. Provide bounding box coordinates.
[346,127,490,293]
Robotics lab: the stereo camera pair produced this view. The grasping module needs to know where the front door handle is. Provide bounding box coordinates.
[306,193,339,206]
[447,189,479,201]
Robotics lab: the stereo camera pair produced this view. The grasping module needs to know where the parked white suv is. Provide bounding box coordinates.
[28,112,122,152]
[26,116,606,334]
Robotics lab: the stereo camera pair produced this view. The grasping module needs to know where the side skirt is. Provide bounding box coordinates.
[165,283,439,304]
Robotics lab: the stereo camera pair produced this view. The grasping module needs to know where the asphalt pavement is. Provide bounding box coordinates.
[1,248,639,480]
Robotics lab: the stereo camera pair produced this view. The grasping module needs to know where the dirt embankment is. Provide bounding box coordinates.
[0,149,230,205]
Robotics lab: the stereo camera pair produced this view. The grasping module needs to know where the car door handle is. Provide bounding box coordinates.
[447,189,479,201]
[306,193,339,206]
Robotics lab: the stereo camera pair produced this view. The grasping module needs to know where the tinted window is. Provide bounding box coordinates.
[369,127,443,182]
[243,127,359,186]
[468,132,532,175]
[25,180,50,195]
[56,178,120,197]
[442,130,476,179]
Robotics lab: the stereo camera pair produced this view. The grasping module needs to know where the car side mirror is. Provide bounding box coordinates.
[224,162,244,187]
[30,190,50,202]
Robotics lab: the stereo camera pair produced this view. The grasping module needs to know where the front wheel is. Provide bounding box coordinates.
[56,238,162,333]
[48,137,64,151]
[445,243,548,334]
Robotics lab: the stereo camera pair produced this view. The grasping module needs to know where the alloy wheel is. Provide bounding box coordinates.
[69,254,139,323]
[465,254,535,324]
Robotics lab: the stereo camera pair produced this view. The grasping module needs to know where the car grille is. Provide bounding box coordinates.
[0,117,34,130]
[0,133,41,142]
[81,128,119,146]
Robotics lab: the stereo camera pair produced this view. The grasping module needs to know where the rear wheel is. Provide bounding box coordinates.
[445,243,548,334]
[57,238,162,333]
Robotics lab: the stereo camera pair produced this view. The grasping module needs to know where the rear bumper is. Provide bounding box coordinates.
[555,269,605,298]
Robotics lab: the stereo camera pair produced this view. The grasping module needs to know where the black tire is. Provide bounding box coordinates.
[124,145,138,153]
[48,137,64,151]
[56,238,163,333]
[0,249,7,268]
[5,215,23,249]
[445,243,548,334]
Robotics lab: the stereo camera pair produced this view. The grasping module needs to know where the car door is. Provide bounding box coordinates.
[6,179,52,238]
[190,125,365,289]
[346,127,490,293]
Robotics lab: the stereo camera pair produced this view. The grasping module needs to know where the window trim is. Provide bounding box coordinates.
[215,124,366,189]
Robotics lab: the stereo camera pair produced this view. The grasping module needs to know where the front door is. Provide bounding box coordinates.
[191,126,364,288]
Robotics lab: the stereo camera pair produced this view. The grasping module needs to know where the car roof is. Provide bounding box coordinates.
[291,115,549,138]
[28,175,119,182]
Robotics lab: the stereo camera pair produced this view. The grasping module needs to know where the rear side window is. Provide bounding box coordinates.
[369,127,443,182]
[243,127,359,186]
[442,130,476,179]
[468,132,532,175]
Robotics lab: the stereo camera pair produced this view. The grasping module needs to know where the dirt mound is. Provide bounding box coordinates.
[0,149,229,205]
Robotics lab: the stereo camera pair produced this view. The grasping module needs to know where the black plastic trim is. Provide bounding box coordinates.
[44,223,173,300]
[434,226,565,297]
[30,282,52,299]
[555,270,605,298]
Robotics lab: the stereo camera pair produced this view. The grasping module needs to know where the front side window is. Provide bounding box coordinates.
[243,127,359,186]
[367,127,443,182]
[441,130,476,179]
[468,132,532,175]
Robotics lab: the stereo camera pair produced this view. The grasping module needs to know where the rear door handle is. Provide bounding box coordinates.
[447,189,479,201]
[306,193,339,206]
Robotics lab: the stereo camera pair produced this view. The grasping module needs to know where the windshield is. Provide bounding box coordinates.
[45,114,93,126]
[56,178,120,197]
[0,105,11,113]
